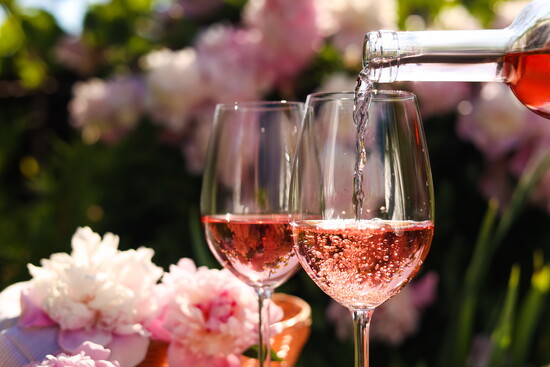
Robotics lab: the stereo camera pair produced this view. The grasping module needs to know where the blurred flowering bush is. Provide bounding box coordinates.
[1,0,550,366]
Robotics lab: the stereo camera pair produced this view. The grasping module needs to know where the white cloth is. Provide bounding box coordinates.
[0,282,61,366]
[0,323,61,366]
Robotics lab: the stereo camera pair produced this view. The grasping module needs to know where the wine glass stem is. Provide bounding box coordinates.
[352,309,374,367]
[256,286,274,366]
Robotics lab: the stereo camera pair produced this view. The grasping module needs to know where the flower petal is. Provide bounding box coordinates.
[59,328,113,352]
[18,288,56,328]
[0,282,29,320]
[107,333,149,367]
[75,340,111,360]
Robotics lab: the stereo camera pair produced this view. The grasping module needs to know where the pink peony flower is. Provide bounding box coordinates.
[243,0,323,83]
[316,0,396,66]
[69,77,145,144]
[179,104,217,174]
[409,81,472,118]
[149,258,283,366]
[457,83,550,213]
[456,83,531,160]
[195,25,272,103]
[25,341,120,367]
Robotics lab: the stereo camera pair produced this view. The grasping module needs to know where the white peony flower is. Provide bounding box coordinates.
[493,1,530,28]
[27,227,164,334]
[317,0,397,66]
[431,4,482,30]
[142,47,207,133]
[69,77,145,144]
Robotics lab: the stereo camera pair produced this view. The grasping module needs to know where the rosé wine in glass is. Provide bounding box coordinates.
[202,214,299,288]
[292,219,433,309]
[290,91,434,367]
[201,101,303,366]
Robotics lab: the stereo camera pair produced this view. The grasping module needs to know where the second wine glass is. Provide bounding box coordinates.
[201,101,304,366]
[290,91,434,366]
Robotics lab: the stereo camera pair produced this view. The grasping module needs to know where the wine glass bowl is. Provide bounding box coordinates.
[202,214,297,288]
[201,100,304,365]
[290,91,434,366]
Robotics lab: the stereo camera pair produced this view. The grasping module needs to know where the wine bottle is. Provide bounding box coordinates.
[362,0,550,118]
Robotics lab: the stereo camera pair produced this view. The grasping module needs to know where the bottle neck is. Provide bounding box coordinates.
[363,29,514,83]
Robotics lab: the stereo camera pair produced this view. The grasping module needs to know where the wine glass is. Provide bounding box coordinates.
[290,91,434,366]
[201,100,304,366]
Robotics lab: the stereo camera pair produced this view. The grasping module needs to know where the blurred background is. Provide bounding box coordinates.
[1,0,550,366]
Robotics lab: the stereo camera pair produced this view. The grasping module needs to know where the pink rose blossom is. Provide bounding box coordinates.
[69,77,145,144]
[149,258,283,366]
[25,341,120,367]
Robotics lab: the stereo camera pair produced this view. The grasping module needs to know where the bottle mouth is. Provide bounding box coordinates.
[363,30,400,82]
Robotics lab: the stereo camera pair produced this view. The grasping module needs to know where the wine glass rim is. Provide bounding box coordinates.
[215,100,304,111]
[307,90,416,102]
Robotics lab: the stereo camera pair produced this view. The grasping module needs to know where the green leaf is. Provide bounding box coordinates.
[0,16,24,56]
[15,53,46,88]
[511,254,550,366]
[488,265,520,367]
[443,198,499,367]
[124,0,152,12]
